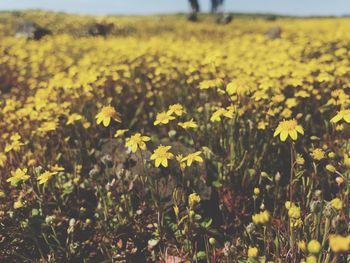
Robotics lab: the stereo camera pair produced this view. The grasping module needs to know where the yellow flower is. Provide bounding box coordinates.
[307,240,321,255]
[114,129,129,138]
[252,210,270,225]
[274,119,304,141]
[49,164,65,172]
[38,120,58,133]
[0,153,7,167]
[330,109,350,123]
[296,154,305,165]
[37,170,58,184]
[181,151,203,167]
[311,148,325,161]
[7,168,30,186]
[306,256,317,263]
[330,198,343,210]
[253,187,260,195]
[329,235,350,253]
[95,106,121,127]
[178,119,198,129]
[288,204,301,219]
[168,104,186,116]
[125,133,150,153]
[343,154,350,168]
[154,111,175,125]
[257,120,267,130]
[67,113,82,125]
[298,240,307,252]
[210,108,233,122]
[188,193,201,208]
[5,133,24,153]
[150,145,174,167]
[247,246,258,258]
[14,199,23,209]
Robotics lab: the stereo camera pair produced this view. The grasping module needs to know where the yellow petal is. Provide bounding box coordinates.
[280,130,288,141]
[289,130,298,140]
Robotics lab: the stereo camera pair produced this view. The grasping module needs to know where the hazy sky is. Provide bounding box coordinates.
[0,0,349,16]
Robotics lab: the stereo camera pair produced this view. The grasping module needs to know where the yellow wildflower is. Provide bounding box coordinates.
[0,153,7,167]
[67,113,82,125]
[181,151,203,166]
[329,235,350,253]
[95,106,121,127]
[330,109,350,123]
[168,104,186,116]
[14,199,23,209]
[330,198,343,210]
[114,129,129,138]
[178,119,198,129]
[154,111,175,125]
[247,247,258,258]
[288,204,301,219]
[307,240,321,255]
[252,210,270,225]
[274,119,304,141]
[37,170,58,185]
[7,168,30,186]
[125,133,150,153]
[188,193,201,208]
[5,133,24,153]
[311,148,325,161]
[150,145,174,167]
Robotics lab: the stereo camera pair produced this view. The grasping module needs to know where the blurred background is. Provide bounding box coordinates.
[0,0,350,16]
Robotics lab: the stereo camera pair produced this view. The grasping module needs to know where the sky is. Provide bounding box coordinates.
[0,0,349,16]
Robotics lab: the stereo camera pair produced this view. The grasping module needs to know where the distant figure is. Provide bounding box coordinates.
[211,0,224,13]
[188,0,225,21]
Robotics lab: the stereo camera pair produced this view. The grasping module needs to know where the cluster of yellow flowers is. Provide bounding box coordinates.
[1,11,350,262]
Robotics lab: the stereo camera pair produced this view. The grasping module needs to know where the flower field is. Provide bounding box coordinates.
[0,11,350,262]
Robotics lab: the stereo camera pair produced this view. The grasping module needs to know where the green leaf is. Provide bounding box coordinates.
[194,251,206,260]
[212,180,222,188]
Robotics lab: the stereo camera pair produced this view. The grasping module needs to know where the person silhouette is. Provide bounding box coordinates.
[189,0,224,15]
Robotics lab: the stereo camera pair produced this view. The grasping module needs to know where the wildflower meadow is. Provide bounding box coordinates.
[0,10,349,263]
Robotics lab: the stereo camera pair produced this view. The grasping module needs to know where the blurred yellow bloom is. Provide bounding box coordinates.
[154,111,175,125]
[311,148,325,161]
[298,240,306,252]
[306,256,317,263]
[274,119,304,141]
[14,199,23,209]
[5,133,24,153]
[114,129,129,138]
[188,193,200,208]
[0,153,7,167]
[247,247,258,258]
[168,104,186,116]
[125,133,150,153]
[330,198,343,210]
[150,145,173,167]
[330,109,350,123]
[288,204,301,219]
[95,106,121,127]
[37,170,58,185]
[178,119,198,129]
[67,113,82,125]
[329,235,350,253]
[181,151,203,166]
[7,168,30,186]
[343,154,350,168]
[307,240,321,254]
[252,210,270,225]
